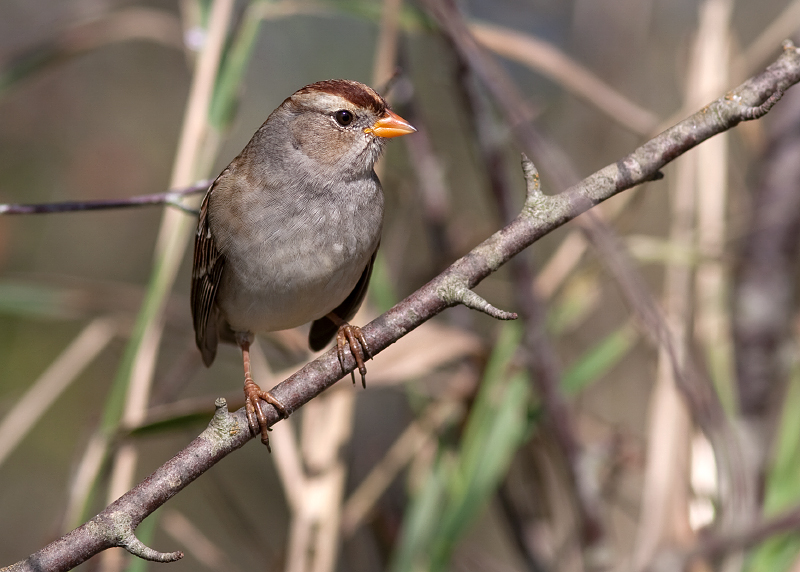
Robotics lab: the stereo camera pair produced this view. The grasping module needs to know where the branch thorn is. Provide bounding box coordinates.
[120,531,183,563]
[741,89,784,120]
[449,286,518,320]
[521,154,542,199]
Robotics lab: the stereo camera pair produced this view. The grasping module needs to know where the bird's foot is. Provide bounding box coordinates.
[335,323,371,388]
[244,377,288,451]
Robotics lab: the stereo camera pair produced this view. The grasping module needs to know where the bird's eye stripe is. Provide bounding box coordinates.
[334,109,354,126]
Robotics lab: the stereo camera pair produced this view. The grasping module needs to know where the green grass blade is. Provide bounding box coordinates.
[390,460,449,572]
[390,322,532,571]
[561,322,637,395]
[747,363,800,571]
[209,0,267,131]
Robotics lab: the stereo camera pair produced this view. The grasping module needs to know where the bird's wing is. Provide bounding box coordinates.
[308,247,378,352]
[190,175,227,366]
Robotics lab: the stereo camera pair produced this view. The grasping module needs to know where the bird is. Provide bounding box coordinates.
[191,79,415,448]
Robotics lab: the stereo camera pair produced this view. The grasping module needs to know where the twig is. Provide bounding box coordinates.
[0,8,184,94]
[161,510,238,572]
[372,0,404,89]
[396,75,457,270]
[5,38,800,572]
[690,503,800,561]
[0,316,120,468]
[633,2,735,563]
[470,21,659,135]
[458,61,607,559]
[514,249,607,549]
[341,400,460,536]
[497,483,549,572]
[734,0,800,79]
[3,400,243,571]
[733,86,800,417]
[0,180,210,215]
[647,500,800,570]
[99,1,236,570]
[421,0,580,190]
[579,212,728,449]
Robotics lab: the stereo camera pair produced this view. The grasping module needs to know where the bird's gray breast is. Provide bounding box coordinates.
[210,174,384,334]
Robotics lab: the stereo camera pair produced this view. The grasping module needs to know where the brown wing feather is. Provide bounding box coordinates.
[308,247,378,351]
[190,177,226,366]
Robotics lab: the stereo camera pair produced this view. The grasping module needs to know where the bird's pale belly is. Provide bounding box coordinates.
[216,238,372,335]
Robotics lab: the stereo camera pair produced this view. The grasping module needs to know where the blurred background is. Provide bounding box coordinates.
[2,0,800,570]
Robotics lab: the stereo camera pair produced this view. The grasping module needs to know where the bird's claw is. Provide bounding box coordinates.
[335,324,370,388]
[244,377,288,451]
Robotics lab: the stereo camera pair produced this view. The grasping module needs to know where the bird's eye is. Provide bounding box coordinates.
[334,109,354,126]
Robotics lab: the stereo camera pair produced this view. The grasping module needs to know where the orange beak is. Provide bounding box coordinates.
[365,109,416,138]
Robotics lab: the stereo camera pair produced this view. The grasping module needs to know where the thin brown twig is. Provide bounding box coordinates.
[580,208,758,572]
[514,253,607,550]
[421,0,580,191]
[4,38,800,572]
[372,0,404,90]
[734,0,800,79]
[645,499,800,570]
[341,400,460,537]
[470,21,659,135]
[160,510,239,572]
[690,503,800,561]
[579,212,729,447]
[734,87,800,418]
[0,8,184,93]
[457,63,607,559]
[99,1,236,570]
[396,75,456,270]
[0,316,121,468]
[0,180,210,215]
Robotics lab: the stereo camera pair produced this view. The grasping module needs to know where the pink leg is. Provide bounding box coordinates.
[239,336,287,450]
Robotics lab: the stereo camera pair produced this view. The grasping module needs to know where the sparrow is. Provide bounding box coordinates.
[191,79,415,448]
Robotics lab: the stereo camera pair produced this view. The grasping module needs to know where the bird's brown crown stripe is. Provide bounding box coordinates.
[297,79,386,114]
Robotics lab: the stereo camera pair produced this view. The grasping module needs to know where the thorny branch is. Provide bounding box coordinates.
[425,2,774,556]
[5,39,800,572]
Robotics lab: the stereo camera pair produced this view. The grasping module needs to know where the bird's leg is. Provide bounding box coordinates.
[326,312,370,388]
[238,334,288,450]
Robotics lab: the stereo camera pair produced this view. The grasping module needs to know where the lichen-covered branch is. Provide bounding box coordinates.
[4,400,246,572]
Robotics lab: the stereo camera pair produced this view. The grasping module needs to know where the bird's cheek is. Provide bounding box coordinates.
[291,121,345,166]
